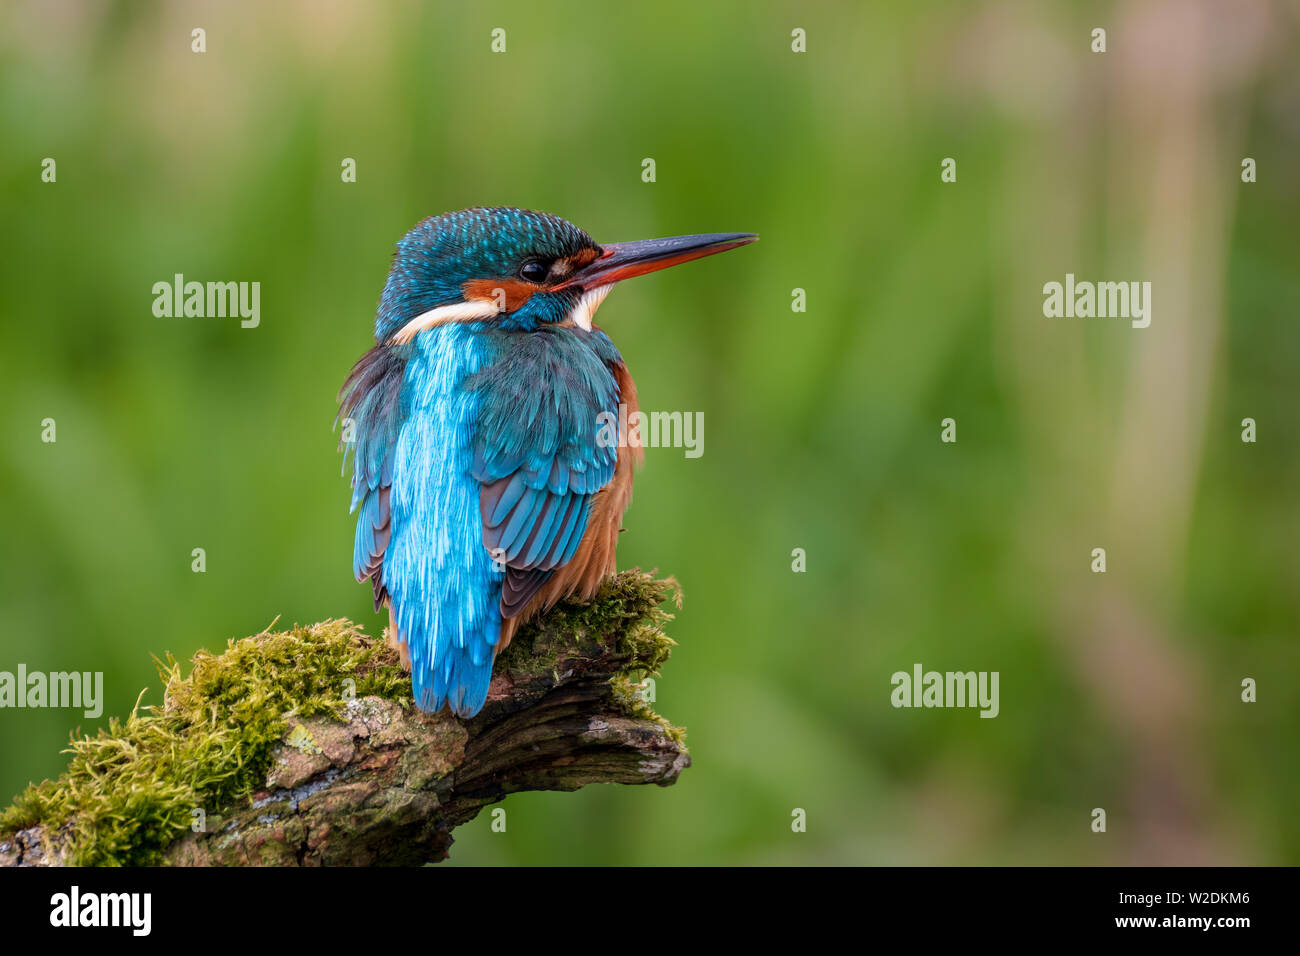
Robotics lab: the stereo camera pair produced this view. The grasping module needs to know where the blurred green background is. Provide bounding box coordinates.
[2,0,1297,865]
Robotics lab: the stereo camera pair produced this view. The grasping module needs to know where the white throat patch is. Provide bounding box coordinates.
[389,299,503,344]
[388,283,614,343]
[570,284,613,332]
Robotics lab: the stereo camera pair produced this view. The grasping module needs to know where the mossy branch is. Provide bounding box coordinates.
[0,571,686,867]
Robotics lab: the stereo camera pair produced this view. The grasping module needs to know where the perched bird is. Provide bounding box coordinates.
[338,207,755,717]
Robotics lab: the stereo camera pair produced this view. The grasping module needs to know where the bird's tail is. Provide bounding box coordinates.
[393,600,500,719]
[427,639,494,718]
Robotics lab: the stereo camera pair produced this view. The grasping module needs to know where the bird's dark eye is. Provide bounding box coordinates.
[519,260,549,283]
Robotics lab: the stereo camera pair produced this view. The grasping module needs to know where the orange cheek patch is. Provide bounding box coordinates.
[564,248,600,270]
[462,278,536,312]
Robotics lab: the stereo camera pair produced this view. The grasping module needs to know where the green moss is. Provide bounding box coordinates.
[499,569,682,677]
[504,570,687,750]
[0,572,684,866]
[0,619,408,866]
[610,672,688,750]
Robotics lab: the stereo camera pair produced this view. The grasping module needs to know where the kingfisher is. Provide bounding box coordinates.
[338,207,756,718]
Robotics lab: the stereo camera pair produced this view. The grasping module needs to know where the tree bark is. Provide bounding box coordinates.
[0,573,687,867]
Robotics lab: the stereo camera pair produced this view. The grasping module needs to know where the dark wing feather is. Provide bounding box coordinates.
[467,330,621,619]
[338,344,408,605]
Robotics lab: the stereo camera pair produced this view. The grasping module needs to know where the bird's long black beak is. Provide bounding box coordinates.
[556,232,757,290]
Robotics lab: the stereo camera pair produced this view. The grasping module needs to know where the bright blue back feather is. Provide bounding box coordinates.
[383,323,503,716]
